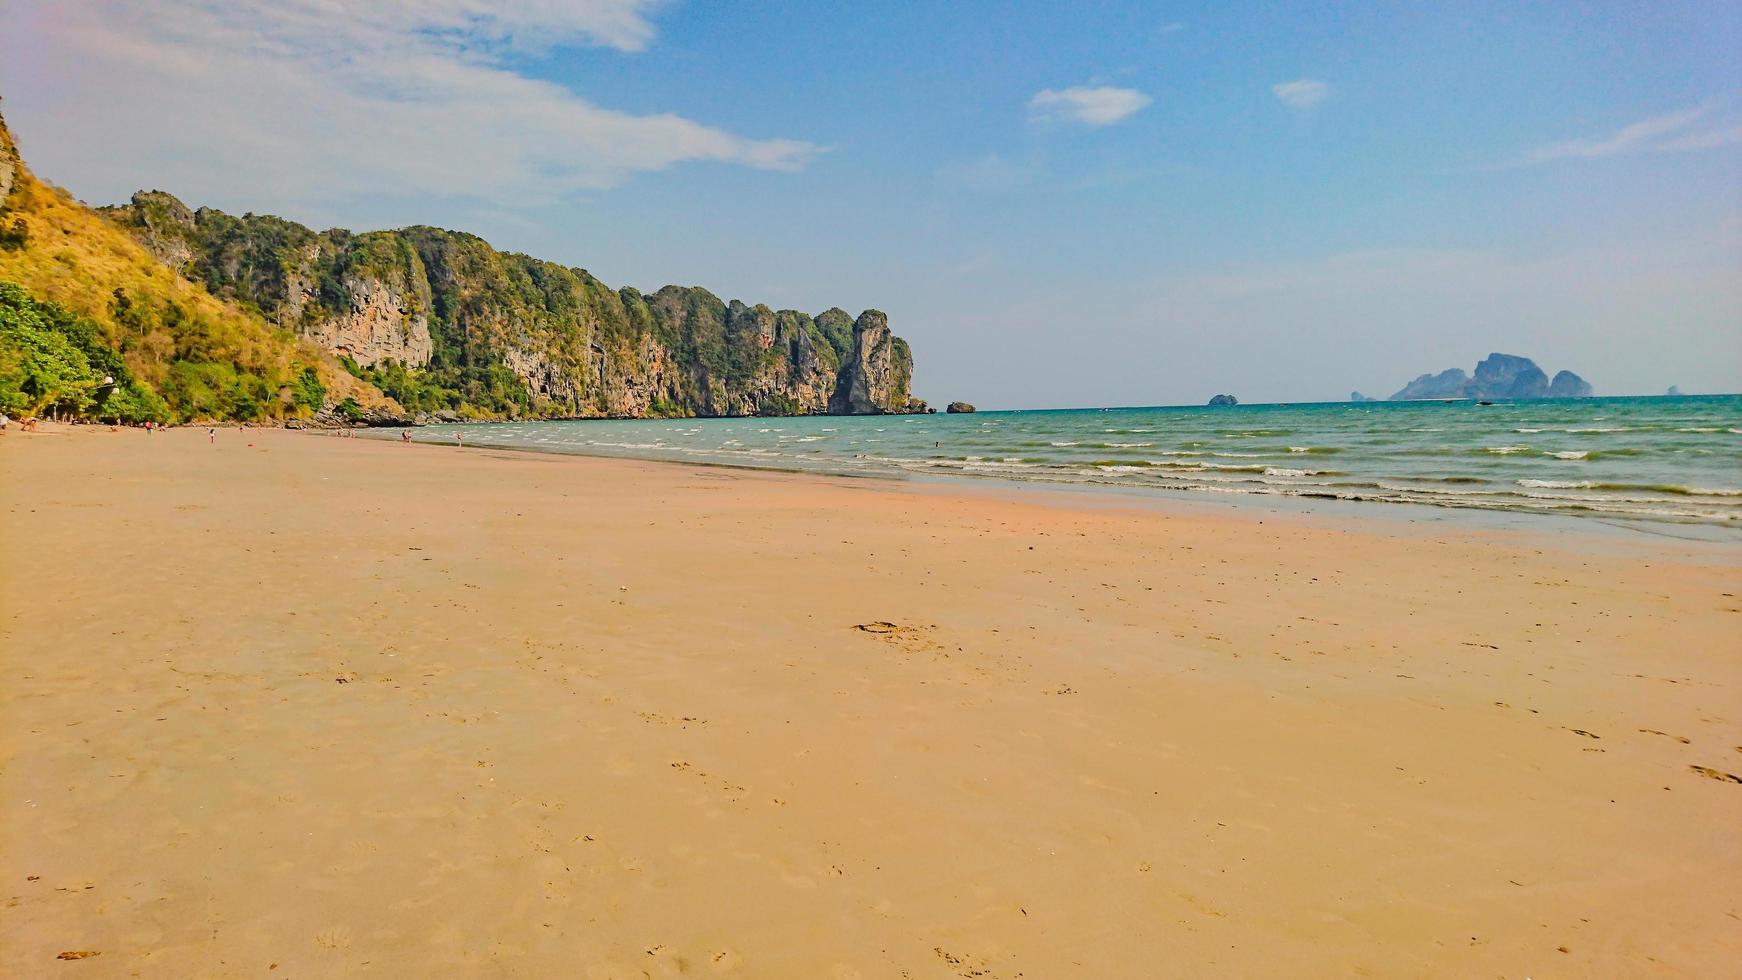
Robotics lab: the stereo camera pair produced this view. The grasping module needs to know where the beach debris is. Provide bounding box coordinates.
[56,951,101,960]
[854,622,899,634]
[1568,729,1600,739]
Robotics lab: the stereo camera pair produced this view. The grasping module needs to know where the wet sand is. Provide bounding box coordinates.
[3,425,1738,977]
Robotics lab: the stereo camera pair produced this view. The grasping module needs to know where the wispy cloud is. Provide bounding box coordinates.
[1512,106,1742,166]
[0,0,823,209]
[1159,22,1185,35]
[937,153,1041,192]
[1029,86,1151,127]
[1272,79,1331,110]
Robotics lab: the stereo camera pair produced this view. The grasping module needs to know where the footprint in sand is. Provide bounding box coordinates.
[852,621,942,655]
[314,926,353,950]
[1689,765,1742,784]
[1638,728,1691,744]
[933,946,994,978]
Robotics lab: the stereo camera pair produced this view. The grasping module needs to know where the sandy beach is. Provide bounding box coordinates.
[2,425,1738,977]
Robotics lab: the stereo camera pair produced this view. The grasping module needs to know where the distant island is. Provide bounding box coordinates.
[1207,394,1239,407]
[1386,353,1593,401]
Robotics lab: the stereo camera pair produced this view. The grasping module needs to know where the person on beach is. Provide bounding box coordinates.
[209,427,217,444]
[402,429,411,443]
[455,432,464,447]
[0,412,9,432]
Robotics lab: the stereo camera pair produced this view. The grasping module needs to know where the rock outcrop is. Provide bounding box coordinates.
[946,401,976,413]
[0,112,16,208]
[1472,353,1548,399]
[826,310,917,415]
[1548,370,1594,399]
[1389,354,1593,401]
[100,193,922,418]
[1666,386,1683,397]
[1207,394,1238,407]
[1350,391,1375,402]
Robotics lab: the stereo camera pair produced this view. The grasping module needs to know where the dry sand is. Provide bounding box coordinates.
[2,425,1739,977]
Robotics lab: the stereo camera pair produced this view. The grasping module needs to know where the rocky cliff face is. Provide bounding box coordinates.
[105,194,436,371]
[1389,354,1593,400]
[828,310,917,415]
[101,193,921,418]
[0,116,15,206]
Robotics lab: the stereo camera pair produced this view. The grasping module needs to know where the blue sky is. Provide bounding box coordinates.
[4,1,1739,406]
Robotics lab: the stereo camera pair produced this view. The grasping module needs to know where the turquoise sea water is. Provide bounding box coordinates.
[378,396,1742,529]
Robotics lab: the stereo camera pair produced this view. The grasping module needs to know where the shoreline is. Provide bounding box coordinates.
[348,422,1742,547]
[4,426,1739,975]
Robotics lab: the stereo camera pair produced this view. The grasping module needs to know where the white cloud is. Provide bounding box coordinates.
[1159,22,1185,35]
[1272,79,1330,110]
[1029,86,1151,127]
[0,0,822,210]
[1514,106,1742,166]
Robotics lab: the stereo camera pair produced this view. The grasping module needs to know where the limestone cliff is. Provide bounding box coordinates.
[102,193,922,419]
[828,310,917,415]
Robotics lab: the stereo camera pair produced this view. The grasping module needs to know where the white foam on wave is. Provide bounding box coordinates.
[1550,450,1589,460]
[1519,479,1596,489]
[1486,445,1530,454]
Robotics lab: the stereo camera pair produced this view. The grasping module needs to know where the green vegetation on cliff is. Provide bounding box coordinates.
[103,196,924,420]
[0,109,389,422]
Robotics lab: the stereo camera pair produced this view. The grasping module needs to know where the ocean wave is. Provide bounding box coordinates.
[1287,446,1341,454]
[1486,445,1531,454]
[1413,475,1490,485]
[1549,450,1589,460]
